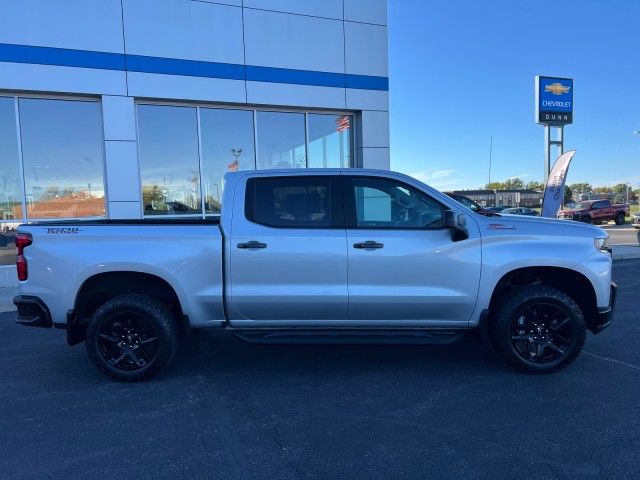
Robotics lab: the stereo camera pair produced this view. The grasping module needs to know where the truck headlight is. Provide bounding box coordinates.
[594,237,608,251]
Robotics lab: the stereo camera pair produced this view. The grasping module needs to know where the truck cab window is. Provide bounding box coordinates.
[351,177,444,229]
[246,177,332,228]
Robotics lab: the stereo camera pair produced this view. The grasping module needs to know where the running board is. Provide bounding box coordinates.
[231,328,468,345]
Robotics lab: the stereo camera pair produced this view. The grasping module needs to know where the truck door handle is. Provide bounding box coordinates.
[237,241,267,249]
[353,241,384,250]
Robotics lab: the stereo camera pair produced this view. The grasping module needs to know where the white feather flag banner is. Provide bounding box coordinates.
[541,150,576,218]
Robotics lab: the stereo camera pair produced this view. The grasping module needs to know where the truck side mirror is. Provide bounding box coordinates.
[443,209,469,241]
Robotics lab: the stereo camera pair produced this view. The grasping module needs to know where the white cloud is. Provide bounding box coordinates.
[409,169,455,183]
[408,169,460,191]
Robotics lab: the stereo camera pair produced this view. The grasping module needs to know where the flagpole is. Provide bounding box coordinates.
[488,136,493,185]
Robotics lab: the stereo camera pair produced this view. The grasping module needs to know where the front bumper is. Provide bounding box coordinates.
[14,295,52,328]
[592,282,617,334]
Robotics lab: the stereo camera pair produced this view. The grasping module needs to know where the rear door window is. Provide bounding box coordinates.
[245,177,336,228]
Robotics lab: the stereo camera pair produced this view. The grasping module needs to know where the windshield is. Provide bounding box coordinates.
[573,201,593,210]
[449,195,480,212]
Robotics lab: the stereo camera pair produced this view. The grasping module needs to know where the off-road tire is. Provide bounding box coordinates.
[614,212,625,225]
[490,285,586,374]
[86,294,178,381]
[580,215,592,224]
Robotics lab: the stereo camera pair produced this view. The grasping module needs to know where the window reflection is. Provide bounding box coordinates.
[256,111,306,170]
[0,98,22,222]
[19,99,105,219]
[138,105,201,216]
[200,108,255,214]
[308,114,352,168]
[352,177,444,228]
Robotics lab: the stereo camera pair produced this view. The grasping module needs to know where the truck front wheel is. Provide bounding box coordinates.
[615,212,625,225]
[85,294,178,381]
[490,285,586,374]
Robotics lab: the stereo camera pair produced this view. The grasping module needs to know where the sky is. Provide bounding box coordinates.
[387,0,640,191]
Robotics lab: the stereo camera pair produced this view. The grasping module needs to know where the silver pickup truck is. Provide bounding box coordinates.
[14,169,616,380]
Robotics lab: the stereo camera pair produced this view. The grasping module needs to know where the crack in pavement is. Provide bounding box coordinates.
[584,351,640,371]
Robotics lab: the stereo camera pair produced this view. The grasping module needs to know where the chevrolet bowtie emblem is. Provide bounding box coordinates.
[544,82,570,95]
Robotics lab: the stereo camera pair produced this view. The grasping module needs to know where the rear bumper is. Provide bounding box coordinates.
[13,295,52,328]
[592,282,617,334]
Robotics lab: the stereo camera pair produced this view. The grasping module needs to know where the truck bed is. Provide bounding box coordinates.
[17,220,225,329]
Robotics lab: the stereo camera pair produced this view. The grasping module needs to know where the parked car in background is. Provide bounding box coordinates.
[557,200,630,225]
[632,211,640,229]
[483,206,507,213]
[501,207,539,216]
[444,193,499,216]
[0,231,16,247]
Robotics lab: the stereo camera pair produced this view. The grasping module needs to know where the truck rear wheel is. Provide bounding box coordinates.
[580,215,591,224]
[490,285,586,374]
[85,294,178,381]
[615,212,625,225]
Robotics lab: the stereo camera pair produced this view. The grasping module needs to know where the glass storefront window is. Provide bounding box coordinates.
[19,98,105,219]
[200,108,255,214]
[0,98,22,222]
[256,111,306,170]
[307,114,352,168]
[138,105,201,216]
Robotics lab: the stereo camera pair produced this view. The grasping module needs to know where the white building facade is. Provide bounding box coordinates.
[0,0,389,279]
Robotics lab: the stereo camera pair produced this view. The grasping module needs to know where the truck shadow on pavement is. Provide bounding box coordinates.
[163,331,506,381]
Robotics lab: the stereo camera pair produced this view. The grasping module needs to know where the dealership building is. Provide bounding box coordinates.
[0,0,390,281]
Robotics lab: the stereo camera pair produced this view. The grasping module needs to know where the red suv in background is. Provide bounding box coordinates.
[557,199,629,225]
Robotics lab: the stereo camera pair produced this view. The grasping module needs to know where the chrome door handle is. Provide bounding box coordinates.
[353,241,384,250]
[237,241,267,249]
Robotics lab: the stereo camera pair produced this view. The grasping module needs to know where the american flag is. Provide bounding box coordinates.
[228,159,239,172]
[336,115,350,132]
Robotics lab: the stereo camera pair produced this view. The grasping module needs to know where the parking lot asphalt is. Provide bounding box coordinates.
[1,260,639,480]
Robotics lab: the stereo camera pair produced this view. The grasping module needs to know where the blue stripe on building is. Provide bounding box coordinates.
[0,43,388,91]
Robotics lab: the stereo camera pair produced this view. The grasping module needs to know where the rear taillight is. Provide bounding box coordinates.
[15,233,32,281]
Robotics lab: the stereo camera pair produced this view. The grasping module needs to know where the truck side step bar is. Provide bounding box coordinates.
[231,328,467,345]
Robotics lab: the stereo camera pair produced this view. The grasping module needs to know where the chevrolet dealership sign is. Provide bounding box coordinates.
[535,76,573,125]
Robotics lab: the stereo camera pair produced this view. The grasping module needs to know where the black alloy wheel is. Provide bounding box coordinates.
[97,311,160,371]
[509,302,576,365]
[491,285,586,373]
[86,294,178,381]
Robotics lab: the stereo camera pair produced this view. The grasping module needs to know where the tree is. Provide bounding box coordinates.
[525,181,544,191]
[593,186,610,194]
[502,177,525,190]
[568,182,592,194]
[612,183,630,194]
[142,185,166,210]
[485,178,526,190]
[564,185,573,204]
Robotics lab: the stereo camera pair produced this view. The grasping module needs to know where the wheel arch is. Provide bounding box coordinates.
[68,271,187,345]
[487,266,599,332]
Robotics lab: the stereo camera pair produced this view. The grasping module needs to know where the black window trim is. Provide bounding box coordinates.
[340,175,450,231]
[244,175,345,229]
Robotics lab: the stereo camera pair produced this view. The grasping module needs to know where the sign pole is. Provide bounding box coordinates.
[545,125,564,184]
[544,125,550,184]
